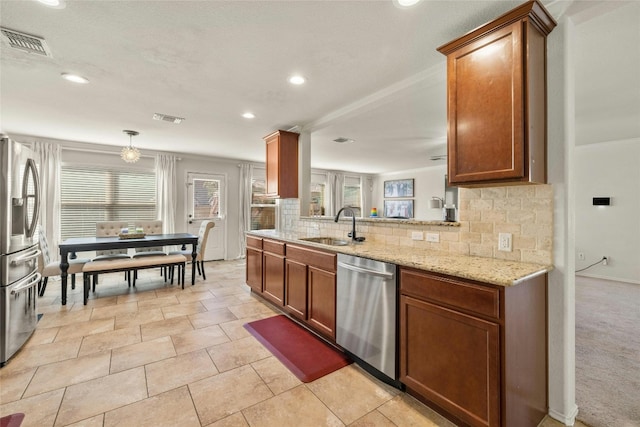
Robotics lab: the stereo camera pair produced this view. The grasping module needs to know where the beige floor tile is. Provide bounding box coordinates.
[23,327,59,347]
[103,386,200,427]
[69,295,119,311]
[188,308,238,329]
[0,388,64,427]
[306,365,397,425]
[78,326,141,356]
[210,286,247,298]
[201,295,246,311]
[23,351,111,398]
[0,367,36,403]
[172,324,230,355]
[348,410,397,427]
[161,301,207,319]
[53,318,114,342]
[207,336,272,372]
[206,412,250,427]
[55,367,147,426]
[110,336,176,373]
[140,316,193,341]
[242,385,344,427]
[4,339,81,371]
[65,414,104,427]
[227,301,275,319]
[190,365,273,425]
[218,317,262,341]
[176,289,216,303]
[37,309,92,329]
[115,290,160,304]
[136,295,180,310]
[90,301,138,320]
[377,394,456,427]
[114,307,164,329]
[145,348,218,396]
[251,356,302,395]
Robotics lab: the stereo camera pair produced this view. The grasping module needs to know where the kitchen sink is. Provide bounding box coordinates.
[299,237,350,246]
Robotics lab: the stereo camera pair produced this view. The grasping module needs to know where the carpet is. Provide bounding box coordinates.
[244,315,351,382]
[0,413,24,427]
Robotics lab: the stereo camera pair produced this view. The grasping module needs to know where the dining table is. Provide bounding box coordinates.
[58,233,199,305]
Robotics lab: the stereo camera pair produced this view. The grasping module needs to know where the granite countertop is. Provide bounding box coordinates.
[247,229,553,287]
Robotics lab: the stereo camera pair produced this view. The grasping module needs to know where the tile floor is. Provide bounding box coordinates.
[1,260,580,427]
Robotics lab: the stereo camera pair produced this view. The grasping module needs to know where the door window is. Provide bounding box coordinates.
[192,178,221,220]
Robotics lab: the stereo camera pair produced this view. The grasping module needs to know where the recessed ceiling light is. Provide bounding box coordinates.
[393,0,421,7]
[36,0,66,8]
[288,75,306,85]
[333,137,355,144]
[61,73,89,84]
[242,112,255,119]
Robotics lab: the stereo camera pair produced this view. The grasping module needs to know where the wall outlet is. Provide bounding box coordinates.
[578,252,585,260]
[426,233,440,243]
[498,233,512,252]
[411,231,424,241]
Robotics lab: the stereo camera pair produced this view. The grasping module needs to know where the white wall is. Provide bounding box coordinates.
[575,138,640,284]
[372,164,447,220]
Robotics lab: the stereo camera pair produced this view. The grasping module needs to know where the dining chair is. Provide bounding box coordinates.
[92,221,132,287]
[131,220,169,285]
[170,220,215,280]
[37,232,91,297]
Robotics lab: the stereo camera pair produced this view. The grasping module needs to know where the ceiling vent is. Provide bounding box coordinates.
[430,154,447,161]
[333,137,355,144]
[0,27,52,57]
[152,113,185,124]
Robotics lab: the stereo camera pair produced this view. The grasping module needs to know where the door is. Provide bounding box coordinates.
[186,172,226,261]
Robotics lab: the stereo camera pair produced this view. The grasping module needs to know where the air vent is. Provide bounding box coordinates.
[430,154,447,161]
[333,137,355,144]
[152,113,185,124]
[0,27,52,57]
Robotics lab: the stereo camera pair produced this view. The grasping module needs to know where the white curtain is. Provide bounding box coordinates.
[238,163,253,258]
[327,172,344,216]
[362,175,373,217]
[32,142,61,258]
[155,154,177,234]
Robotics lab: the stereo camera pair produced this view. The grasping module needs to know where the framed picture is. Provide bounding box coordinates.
[384,200,414,218]
[384,179,414,198]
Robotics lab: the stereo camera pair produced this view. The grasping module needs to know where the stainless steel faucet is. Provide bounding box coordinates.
[334,207,365,242]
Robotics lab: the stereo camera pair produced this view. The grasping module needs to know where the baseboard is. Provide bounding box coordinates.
[547,404,579,426]
[576,273,640,285]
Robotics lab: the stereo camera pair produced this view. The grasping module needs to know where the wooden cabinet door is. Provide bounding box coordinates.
[265,136,280,196]
[307,266,336,339]
[285,259,307,320]
[263,252,285,306]
[263,130,299,198]
[246,247,263,293]
[446,21,524,185]
[400,295,500,427]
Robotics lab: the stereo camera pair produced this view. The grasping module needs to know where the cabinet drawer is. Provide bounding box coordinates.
[263,239,285,255]
[400,268,500,320]
[246,236,263,250]
[286,244,336,273]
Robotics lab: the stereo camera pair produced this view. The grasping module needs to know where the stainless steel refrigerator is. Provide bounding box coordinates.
[1,135,41,367]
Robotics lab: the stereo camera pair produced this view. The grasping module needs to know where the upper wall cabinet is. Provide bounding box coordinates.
[437,0,556,187]
[263,130,299,198]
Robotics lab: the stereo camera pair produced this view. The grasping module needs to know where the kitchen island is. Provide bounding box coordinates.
[246,229,551,427]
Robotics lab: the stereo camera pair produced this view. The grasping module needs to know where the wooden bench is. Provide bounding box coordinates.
[81,254,187,304]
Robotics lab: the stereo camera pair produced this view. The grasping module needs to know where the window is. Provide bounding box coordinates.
[251,169,275,230]
[310,172,328,216]
[192,178,220,219]
[60,164,156,240]
[343,175,362,217]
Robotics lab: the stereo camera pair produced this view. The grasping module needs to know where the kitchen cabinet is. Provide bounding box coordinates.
[262,239,286,306]
[263,130,299,198]
[437,0,556,186]
[246,236,263,293]
[399,267,547,427]
[286,243,337,340]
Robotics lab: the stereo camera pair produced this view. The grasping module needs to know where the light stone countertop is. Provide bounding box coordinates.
[247,229,553,287]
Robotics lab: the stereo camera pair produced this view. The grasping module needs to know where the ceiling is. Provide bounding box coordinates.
[1,0,638,174]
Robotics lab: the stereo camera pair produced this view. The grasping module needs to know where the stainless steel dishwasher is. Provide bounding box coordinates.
[336,253,398,383]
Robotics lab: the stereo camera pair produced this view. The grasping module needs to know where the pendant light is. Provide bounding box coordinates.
[121,130,141,163]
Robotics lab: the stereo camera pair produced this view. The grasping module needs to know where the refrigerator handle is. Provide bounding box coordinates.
[10,248,41,265]
[22,158,40,238]
[11,271,41,295]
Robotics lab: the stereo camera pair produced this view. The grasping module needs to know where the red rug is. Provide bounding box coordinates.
[244,315,351,382]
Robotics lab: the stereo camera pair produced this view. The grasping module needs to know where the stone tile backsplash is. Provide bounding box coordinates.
[296,184,553,265]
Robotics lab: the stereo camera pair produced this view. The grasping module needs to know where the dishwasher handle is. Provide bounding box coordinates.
[337,261,395,279]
